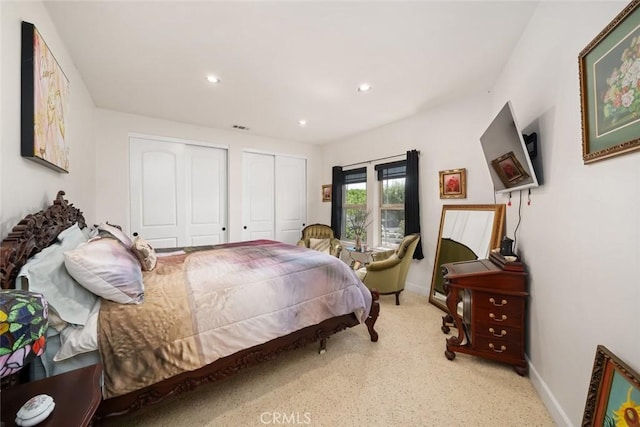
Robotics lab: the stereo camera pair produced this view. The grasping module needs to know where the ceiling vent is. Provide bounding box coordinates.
[232,125,250,131]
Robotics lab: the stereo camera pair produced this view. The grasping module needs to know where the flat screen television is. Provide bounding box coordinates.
[479,101,540,194]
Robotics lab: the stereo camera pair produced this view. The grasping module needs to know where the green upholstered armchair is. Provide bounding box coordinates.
[356,233,421,305]
[296,224,343,258]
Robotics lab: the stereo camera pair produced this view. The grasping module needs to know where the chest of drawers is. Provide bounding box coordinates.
[441,253,528,375]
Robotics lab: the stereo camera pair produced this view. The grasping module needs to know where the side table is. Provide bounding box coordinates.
[1,364,102,427]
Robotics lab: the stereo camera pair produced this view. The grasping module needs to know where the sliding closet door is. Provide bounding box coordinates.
[242,151,306,244]
[275,155,307,245]
[184,144,228,246]
[242,152,275,241]
[130,137,186,248]
[130,136,228,248]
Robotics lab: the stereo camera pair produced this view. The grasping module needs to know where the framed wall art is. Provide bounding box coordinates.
[582,345,640,426]
[579,0,640,164]
[491,152,529,188]
[322,184,332,202]
[21,21,70,173]
[439,168,466,199]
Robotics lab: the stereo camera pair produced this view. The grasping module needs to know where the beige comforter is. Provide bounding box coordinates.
[98,240,372,398]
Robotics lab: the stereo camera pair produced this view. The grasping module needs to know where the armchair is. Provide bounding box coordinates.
[297,224,343,258]
[356,233,420,305]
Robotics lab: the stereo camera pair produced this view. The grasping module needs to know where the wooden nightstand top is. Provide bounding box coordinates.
[1,364,102,427]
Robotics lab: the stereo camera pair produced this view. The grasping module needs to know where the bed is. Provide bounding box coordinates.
[0,191,380,421]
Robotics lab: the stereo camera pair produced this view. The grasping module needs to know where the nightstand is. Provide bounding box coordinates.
[1,364,102,427]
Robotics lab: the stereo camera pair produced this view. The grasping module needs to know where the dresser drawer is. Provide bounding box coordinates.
[473,292,523,311]
[473,324,522,342]
[474,335,523,359]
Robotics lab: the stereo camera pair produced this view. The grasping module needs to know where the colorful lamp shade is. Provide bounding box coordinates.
[0,290,48,378]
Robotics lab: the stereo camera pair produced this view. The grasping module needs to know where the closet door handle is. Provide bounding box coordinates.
[243,226,247,230]
[222,227,226,231]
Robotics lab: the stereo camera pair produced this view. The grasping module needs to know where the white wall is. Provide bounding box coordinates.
[491,2,639,425]
[94,109,322,242]
[322,2,639,426]
[0,1,96,238]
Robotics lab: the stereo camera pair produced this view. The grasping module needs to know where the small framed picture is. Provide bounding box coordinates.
[582,345,640,426]
[439,168,466,199]
[322,184,332,202]
[491,151,529,188]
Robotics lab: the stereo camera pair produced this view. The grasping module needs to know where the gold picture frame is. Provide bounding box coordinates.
[582,345,640,426]
[322,184,332,202]
[439,168,466,199]
[491,152,529,188]
[579,0,640,164]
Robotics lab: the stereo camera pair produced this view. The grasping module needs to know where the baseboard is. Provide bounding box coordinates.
[405,281,428,296]
[527,355,573,426]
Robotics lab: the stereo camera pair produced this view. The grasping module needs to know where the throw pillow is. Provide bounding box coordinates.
[131,234,157,271]
[64,236,144,304]
[309,238,331,254]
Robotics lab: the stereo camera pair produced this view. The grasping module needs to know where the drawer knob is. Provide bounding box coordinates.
[489,297,507,306]
[489,327,507,337]
[489,313,507,322]
[489,343,507,353]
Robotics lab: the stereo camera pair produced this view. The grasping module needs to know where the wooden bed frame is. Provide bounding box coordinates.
[0,191,380,421]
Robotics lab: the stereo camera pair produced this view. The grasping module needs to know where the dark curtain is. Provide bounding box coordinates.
[405,149,424,260]
[330,166,344,238]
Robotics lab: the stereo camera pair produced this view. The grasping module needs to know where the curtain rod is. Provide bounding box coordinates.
[342,150,419,168]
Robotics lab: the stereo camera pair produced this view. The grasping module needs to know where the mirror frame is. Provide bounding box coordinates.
[428,204,506,312]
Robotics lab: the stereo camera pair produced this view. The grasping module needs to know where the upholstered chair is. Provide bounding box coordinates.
[297,224,343,258]
[356,233,421,305]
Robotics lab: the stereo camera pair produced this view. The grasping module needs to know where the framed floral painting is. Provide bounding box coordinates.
[322,184,332,202]
[439,168,466,199]
[582,345,640,426]
[579,0,640,164]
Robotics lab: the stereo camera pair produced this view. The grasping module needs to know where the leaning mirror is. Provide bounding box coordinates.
[428,204,506,311]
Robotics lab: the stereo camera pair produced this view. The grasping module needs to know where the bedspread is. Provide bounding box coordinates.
[98,240,372,398]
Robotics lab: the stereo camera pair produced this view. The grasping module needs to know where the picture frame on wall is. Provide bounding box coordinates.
[21,21,70,173]
[438,168,466,199]
[579,0,640,164]
[491,151,529,188]
[582,345,640,426]
[322,184,332,202]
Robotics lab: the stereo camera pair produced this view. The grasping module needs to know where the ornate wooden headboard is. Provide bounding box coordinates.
[0,191,85,289]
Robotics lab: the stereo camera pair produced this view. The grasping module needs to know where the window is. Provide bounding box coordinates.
[342,167,367,242]
[376,161,406,247]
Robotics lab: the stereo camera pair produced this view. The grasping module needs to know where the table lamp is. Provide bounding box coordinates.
[0,289,49,379]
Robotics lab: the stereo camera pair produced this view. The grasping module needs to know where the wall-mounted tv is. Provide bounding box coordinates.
[480,101,540,194]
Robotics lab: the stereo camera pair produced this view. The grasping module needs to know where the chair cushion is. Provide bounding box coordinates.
[309,238,331,254]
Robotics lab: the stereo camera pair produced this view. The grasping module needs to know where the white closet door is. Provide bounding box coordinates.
[242,152,275,241]
[130,136,228,248]
[185,144,228,246]
[275,156,307,245]
[130,137,186,248]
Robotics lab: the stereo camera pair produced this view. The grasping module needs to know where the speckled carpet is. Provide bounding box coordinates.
[104,292,553,426]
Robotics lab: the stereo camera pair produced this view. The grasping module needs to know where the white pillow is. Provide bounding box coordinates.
[64,237,144,304]
[18,224,97,326]
[54,299,101,361]
[309,238,331,254]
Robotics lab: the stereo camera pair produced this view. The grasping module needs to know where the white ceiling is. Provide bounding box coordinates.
[44,1,538,144]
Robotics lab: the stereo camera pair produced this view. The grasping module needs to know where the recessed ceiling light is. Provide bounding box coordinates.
[298,119,307,127]
[207,75,220,84]
[357,83,372,92]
